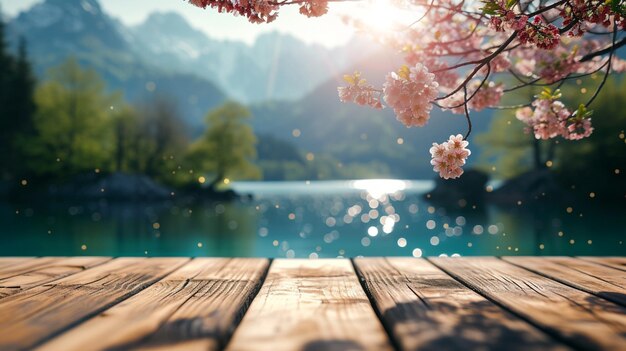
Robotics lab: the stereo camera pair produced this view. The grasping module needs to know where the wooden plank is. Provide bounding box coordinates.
[225,259,392,351]
[504,256,626,306]
[0,257,188,350]
[0,257,35,269]
[0,257,61,279]
[0,257,111,299]
[579,257,626,272]
[431,257,626,350]
[36,258,269,351]
[354,258,569,351]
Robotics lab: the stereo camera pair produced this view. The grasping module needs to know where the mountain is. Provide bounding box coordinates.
[129,11,379,103]
[5,0,379,127]
[6,0,226,129]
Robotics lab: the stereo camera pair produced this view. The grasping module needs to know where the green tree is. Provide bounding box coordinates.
[556,78,626,200]
[0,16,16,180]
[134,96,189,182]
[25,58,117,178]
[0,14,37,181]
[475,88,558,179]
[187,102,261,188]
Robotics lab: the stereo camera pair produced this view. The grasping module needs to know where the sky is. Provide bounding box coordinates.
[0,0,361,48]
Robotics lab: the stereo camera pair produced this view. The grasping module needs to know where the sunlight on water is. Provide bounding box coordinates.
[351,179,407,200]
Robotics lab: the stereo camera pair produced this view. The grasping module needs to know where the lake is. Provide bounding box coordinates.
[1,180,624,257]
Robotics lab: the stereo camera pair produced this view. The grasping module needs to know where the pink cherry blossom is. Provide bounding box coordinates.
[430,134,471,179]
[383,64,439,127]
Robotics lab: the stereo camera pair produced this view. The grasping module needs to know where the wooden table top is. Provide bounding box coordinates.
[0,256,624,350]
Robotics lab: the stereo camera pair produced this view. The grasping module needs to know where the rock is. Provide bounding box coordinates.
[487,169,570,206]
[424,169,489,209]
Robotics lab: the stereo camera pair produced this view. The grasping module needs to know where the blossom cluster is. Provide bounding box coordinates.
[382,64,439,127]
[518,17,561,50]
[429,134,472,179]
[188,0,328,23]
[337,72,382,109]
[516,90,594,140]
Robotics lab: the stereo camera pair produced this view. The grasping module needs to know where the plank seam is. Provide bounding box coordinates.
[219,258,273,351]
[28,257,192,349]
[501,257,626,308]
[350,258,402,351]
[426,257,586,351]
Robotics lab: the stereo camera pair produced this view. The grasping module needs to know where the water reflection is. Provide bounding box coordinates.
[0,180,624,257]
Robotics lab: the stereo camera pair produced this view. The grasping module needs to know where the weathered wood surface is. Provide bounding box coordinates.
[37,258,269,351]
[503,256,626,306]
[0,256,624,351]
[579,256,626,271]
[0,257,111,299]
[0,257,35,269]
[354,258,568,351]
[431,257,626,350]
[0,257,188,350]
[226,259,393,351]
[0,257,61,279]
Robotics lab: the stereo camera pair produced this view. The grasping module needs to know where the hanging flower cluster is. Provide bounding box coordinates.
[382,64,439,127]
[516,89,594,140]
[188,0,328,23]
[429,134,472,179]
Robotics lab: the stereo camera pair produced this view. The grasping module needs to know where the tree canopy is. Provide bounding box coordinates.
[189,0,626,179]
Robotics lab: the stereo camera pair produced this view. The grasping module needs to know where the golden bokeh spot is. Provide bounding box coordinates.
[20,179,27,186]
[224,178,230,184]
[198,176,206,184]
[545,160,553,167]
[589,192,595,198]
[292,129,301,137]
[397,138,404,145]
[152,222,160,230]
[306,153,315,161]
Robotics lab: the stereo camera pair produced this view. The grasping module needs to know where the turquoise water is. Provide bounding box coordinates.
[1,180,624,257]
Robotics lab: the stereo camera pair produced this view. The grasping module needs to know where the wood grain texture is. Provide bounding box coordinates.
[431,257,626,350]
[0,257,111,299]
[503,256,626,306]
[0,257,60,279]
[579,257,626,272]
[0,257,35,269]
[225,259,393,351]
[0,257,188,351]
[36,258,269,351]
[354,258,568,351]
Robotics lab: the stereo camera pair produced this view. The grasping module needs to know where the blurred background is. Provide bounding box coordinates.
[0,0,624,258]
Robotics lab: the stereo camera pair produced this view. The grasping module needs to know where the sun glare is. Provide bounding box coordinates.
[351,179,408,199]
[350,0,418,34]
